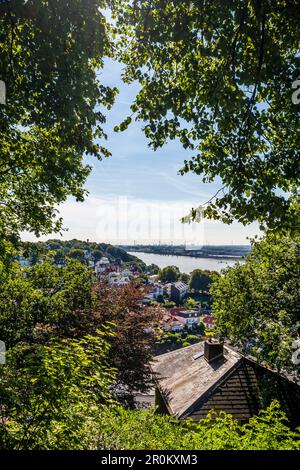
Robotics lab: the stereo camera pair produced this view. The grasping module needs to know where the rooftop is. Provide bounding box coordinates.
[150,341,241,418]
[173,281,189,290]
[203,316,216,324]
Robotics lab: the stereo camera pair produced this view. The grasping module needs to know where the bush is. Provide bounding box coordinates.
[92,401,300,450]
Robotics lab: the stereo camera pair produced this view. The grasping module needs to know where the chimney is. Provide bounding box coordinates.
[204,340,224,363]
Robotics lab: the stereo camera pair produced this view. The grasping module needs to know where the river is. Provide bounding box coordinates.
[128,251,244,273]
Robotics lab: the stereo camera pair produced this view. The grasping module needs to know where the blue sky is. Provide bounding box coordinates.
[23,58,261,246]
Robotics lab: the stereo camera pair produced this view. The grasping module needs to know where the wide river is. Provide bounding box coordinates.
[129,251,244,274]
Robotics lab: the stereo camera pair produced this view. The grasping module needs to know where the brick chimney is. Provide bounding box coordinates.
[204,340,224,363]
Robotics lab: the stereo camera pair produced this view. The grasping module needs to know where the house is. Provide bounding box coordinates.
[162,314,186,332]
[18,256,31,267]
[146,283,164,301]
[169,307,186,316]
[181,311,202,329]
[120,268,133,278]
[108,272,131,287]
[170,282,189,303]
[170,309,202,329]
[163,283,172,297]
[202,315,216,329]
[95,257,110,275]
[144,285,163,303]
[151,340,300,426]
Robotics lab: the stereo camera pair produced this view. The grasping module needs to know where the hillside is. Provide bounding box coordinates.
[21,239,146,270]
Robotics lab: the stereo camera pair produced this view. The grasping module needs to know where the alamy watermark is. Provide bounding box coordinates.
[292,80,300,105]
[0,80,6,105]
[292,340,300,366]
[0,340,6,365]
[93,196,205,246]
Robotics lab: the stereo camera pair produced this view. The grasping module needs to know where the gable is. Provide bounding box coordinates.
[181,359,300,425]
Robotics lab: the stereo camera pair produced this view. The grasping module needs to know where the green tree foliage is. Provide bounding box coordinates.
[113,0,300,232]
[68,248,86,264]
[155,329,204,353]
[159,265,180,283]
[184,297,199,309]
[0,1,117,255]
[189,269,215,292]
[3,394,299,450]
[0,260,93,348]
[146,263,160,275]
[53,248,66,265]
[91,249,103,263]
[94,401,300,450]
[180,272,190,284]
[211,234,300,377]
[18,239,146,269]
[92,281,163,401]
[0,330,115,450]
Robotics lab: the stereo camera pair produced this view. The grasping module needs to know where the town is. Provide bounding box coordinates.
[18,240,217,348]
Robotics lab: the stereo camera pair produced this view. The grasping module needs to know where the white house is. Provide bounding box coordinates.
[95,257,110,275]
[108,272,131,287]
[18,256,31,267]
[120,268,133,278]
[168,308,202,329]
[163,283,172,297]
[147,283,164,301]
[202,315,217,329]
[162,314,185,332]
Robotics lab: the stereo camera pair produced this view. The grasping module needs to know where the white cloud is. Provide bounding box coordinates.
[22,195,261,245]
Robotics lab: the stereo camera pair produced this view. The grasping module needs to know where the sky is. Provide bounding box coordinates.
[23,59,261,246]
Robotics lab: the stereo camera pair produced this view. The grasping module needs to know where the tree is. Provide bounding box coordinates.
[68,248,86,264]
[53,248,66,265]
[180,272,190,284]
[211,234,300,377]
[0,331,115,450]
[159,265,180,283]
[146,263,160,275]
[91,249,103,263]
[113,0,300,232]
[0,260,93,348]
[184,297,199,310]
[190,269,214,292]
[0,1,117,258]
[92,281,163,402]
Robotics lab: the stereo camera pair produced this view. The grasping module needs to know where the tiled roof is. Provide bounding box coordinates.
[150,342,241,418]
[203,316,216,325]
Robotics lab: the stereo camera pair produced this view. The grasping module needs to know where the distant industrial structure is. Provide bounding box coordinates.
[120,244,250,260]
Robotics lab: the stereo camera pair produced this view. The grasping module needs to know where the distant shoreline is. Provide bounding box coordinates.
[127,250,246,261]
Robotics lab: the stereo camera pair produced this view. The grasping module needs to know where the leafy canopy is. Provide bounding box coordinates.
[0,259,93,348]
[113,0,300,232]
[0,1,117,255]
[189,269,216,291]
[159,265,180,283]
[95,401,300,451]
[0,330,115,450]
[211,233,300,377]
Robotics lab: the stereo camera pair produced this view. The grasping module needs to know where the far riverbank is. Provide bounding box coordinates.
[128,251,245,274]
